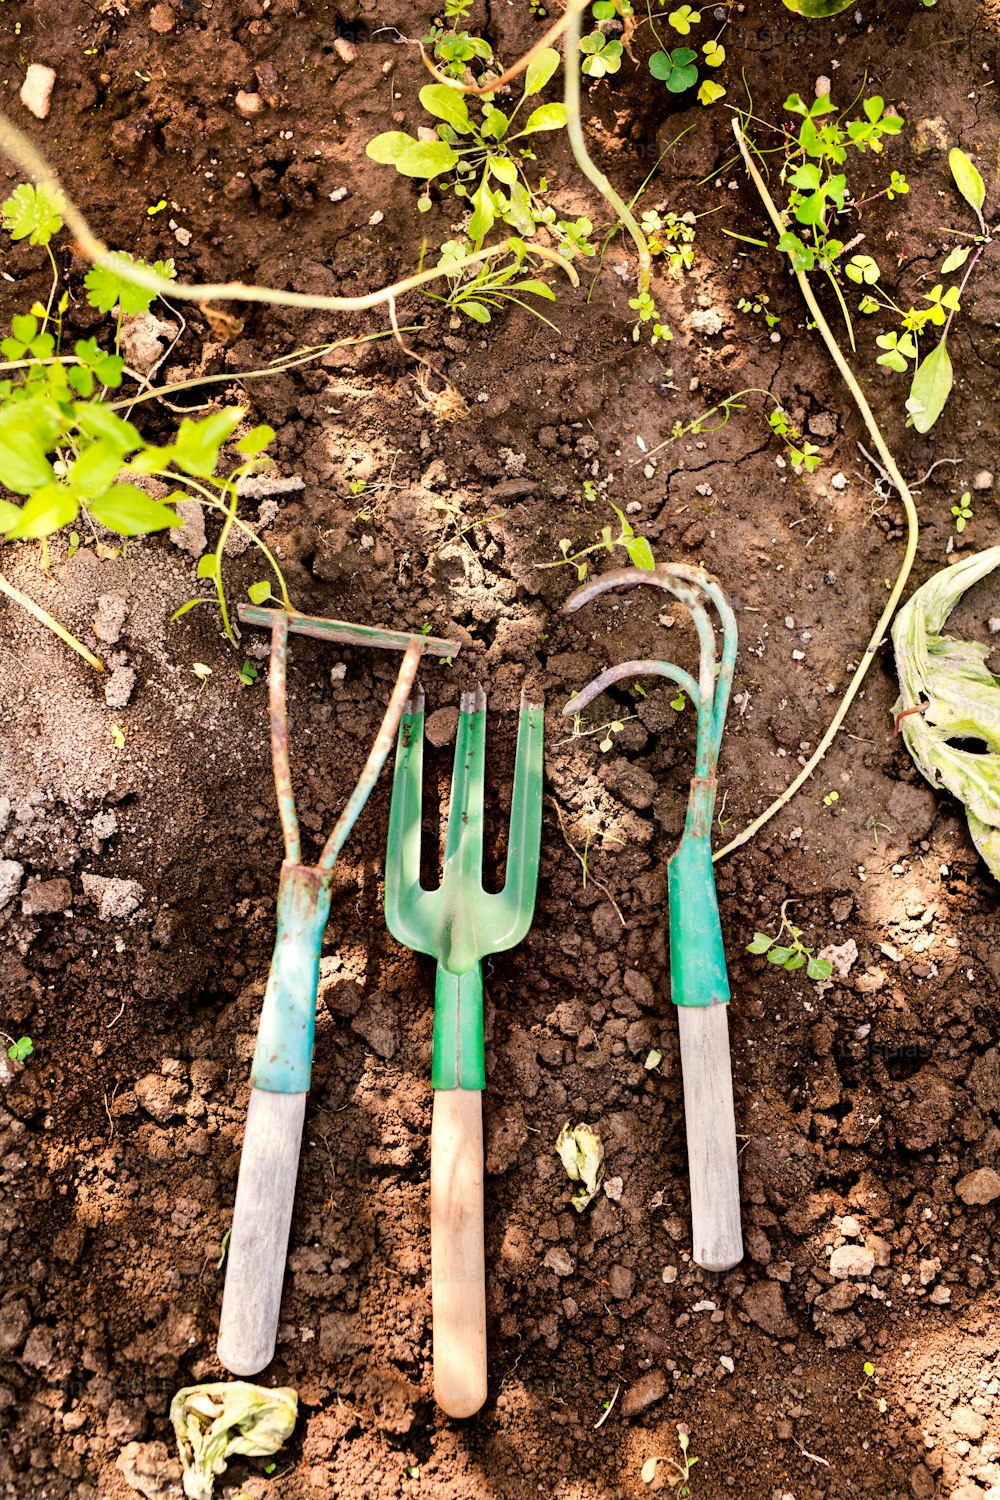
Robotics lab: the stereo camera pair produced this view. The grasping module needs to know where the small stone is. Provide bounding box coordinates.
[21,877,72,916]
[350,995,399,1059]
[93,593,129,645]
[909,1463,936,1500]
[682,520,708,550]
[912,117,952,155]
[829,1244,876,1279]
[173,226,192,248]
[0,1299,31,1355]
[20,64,56,121]
[120,312,177,377]
[0,859,24,908]
[81,872,145,920]
[818,938,858,978]
[149,3,175,32]
[333,36,357,62]
[957,1167,1000,1205]
[425,707,459,747]
[951,1405,987,1441]
[719,1355,734,1373]
[603,1175,623,1202]
[814,1281,859,1312]
[115,1440,183,1500]
[838,1214,862,1237]
[134,1073,187,1124]
[928,1284,951,1305]
[621,1368,668,1418]
[918,1257,940,1286]
[742,1281,795,1337]
[608,1264,636,1300]
[662,1266,677,1284]
[689,308,724,336]
[831,472,848,491]
[814,74,831,97]
[543,1246,575,1277]
[105,663,137,709]
[972,469,994,491]
[170,499,206,557]
[776,1419,794,1441]
[235,90,263,117]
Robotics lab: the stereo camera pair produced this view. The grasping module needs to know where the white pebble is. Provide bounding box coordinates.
[973,469,994,490]
[235,89,262,117]
[20,64,56,121]
[792,649,806,661]
[720,1356,735,1373]
[831,472,848,490]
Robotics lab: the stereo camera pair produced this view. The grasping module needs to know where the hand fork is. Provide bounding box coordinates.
[384,686,544,1417]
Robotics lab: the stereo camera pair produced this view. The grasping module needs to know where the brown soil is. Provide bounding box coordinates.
[2,1,1000,1497]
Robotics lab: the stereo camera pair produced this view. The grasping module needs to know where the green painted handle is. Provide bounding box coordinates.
[667,779,730,1008]
[432,963,485,1091]
[251,863,335,1092]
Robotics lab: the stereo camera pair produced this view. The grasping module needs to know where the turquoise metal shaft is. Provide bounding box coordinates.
[385,687,544,1089]
[563,564,737,1007]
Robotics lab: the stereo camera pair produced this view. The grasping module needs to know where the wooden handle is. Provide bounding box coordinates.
[217,1088,306,1376]
[676,1003,744,1273]
[431,1088,487,1417]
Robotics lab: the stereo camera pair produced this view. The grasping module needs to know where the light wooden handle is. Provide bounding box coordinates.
[431,1088,487,1418]
[676,1003,744,1273]
[217,1088,306,1376]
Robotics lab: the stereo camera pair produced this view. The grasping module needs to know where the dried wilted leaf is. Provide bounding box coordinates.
[892,546,1000,879]
[170,1382,297,1500]
[555,1121,605,1211]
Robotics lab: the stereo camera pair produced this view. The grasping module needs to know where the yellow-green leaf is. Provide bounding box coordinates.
[905,338,953,434]
[949,147,985,220]
[5,483,78,540]
[697,80,726,105]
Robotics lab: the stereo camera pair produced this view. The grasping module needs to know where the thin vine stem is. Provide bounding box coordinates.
[0,108,576,312]
[0,572,104,671]
[713,119,920,864]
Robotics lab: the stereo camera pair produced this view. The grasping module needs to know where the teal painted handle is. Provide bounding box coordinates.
[432,963,485,1090]
[667,779,730,1008]
[251,862,335,1093]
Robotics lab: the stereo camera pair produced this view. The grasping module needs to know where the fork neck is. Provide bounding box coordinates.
[432,963,485,1091]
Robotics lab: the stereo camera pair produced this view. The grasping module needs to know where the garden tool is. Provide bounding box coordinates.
[217,605,462,1378]
[384,685,544,1417]
[563,563,743,1274]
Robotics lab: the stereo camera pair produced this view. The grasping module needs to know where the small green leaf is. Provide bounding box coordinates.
[905,338,953,434]
[74,404,142,450]
[949,147,986,220]
[394,140,461,179]
[0,412,58,494]
[781,0,853,13]
[0,499,23,532]
[247,580,272,604]
[524,46,560,95]
[697,79,726,106]
[1,183,64,246]
[767,945,793,965]
[67,440,127,498]
[171,408,245,476]
[88,483,181,536]
[197,553,220,579]
[746,933,774,955]
[5,483,79,540]
[459,300,491,322]
[418,84,473,132]
[235,423,275,457]
[7,1036,33,1062]
[522,102,569,134]
[365,131,418,165]
[807,955,833,981]
[941,244,971,275]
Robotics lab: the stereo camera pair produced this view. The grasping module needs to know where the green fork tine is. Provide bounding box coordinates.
[385,685,544,1418]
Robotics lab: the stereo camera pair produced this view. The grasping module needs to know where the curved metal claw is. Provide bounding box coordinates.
[563,564,737,777]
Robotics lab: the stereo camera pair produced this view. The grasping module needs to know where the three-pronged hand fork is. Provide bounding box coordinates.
[384,687,544,1417]
[563,563,743,1274]
[217,606,461,1378]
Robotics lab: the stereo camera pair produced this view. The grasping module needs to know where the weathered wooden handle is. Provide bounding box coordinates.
[217,1088,307,1376]
[676,1003,743,1273]
[430,1088,487,1418]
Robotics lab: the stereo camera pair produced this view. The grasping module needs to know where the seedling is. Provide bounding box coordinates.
[747,903,832,982]
[5,1035,33,1062]
[237,659,259,688]
[366,52,572,249]
[951,490,973,534]
[737,293,780,329]
[641,1426,700,1494]
[566,708,639,751]
[425,237,563,327]
[540,501,655,581]
[822,790,839,806]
